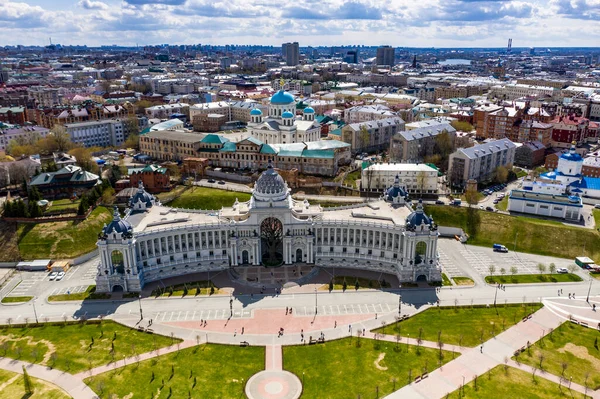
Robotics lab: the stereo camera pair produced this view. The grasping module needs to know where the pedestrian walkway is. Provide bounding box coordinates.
[245,345,302,399]
[0,357,98,399]
[383,307,570,399]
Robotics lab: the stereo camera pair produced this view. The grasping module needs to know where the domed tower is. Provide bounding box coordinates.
[96,207,141,293]
[556,141,583,184]
[403,199,440,282]
[384,174,407,205]
[303,106,315,121]
[129,181,158,213]
[282,111,295,127]
[251,160,290,207]
[250,108,263,124]
[269,89,295,118]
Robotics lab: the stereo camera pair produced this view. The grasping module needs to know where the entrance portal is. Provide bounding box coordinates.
[112,284,124,292]
[260,217,284,266]
[242,250,249,265]
[295,248,303,263]
[416,274,427,282]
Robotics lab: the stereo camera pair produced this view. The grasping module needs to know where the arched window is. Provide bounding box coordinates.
[111,250,125,274]
[414,241,427,265]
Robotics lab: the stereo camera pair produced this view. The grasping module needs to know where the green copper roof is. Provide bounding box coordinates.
[201,134,230,144]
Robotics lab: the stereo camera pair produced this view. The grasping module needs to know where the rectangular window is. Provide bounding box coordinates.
[355,248,360,254]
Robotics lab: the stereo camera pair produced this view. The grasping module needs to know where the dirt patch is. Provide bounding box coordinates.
[0,220,19,261]
[0,334,57,365]
[558,343,600,369]
[374,352,388,371]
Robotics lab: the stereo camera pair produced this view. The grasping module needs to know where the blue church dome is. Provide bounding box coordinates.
[560,152,583,162]
[282,111,294,118]
[406,200,432,228]
[303,106,315,114]
[102,207,132,237]
[271,90,295,105]
[250,108,263,116]
[129,181,155,209]
[385,175,406,202]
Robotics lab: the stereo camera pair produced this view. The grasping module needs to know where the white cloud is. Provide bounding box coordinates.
[0,0,598,46]
[78,0,109,10]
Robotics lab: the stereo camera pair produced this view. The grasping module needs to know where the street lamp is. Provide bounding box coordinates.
[314,288,318,315]
[398,294,402,316]
[138,294,143,320]
[586,276,593,303]
[494,284,499,307]
[32,297,39,324]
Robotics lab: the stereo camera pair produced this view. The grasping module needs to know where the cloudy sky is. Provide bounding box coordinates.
[1,0,599,47]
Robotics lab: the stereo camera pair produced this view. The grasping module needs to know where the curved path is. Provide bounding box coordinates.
[0,357,98,399]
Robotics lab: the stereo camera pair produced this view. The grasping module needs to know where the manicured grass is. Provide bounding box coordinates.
[496,196,508,211]
[47,285,110,302]
[459,191,484,203]
[485,274,582,284]
[151,280,219,297]
[343,170,361,188]
[592,272,600,280]
[453,276,475,286]
[594,209,600,230]
[47,198,80,213]
[166,187,251,210]
[322,276,392,291]
[373,304,543,347]
[284,337,454,399]
[0,368,71,399]
[1,296,33,303]
[0,321,177,374]
[17,206,113,260]
[85,344,264,399]
[445,365,586,399]
[516,169,528,178]
[425,205,600,262]
[309,200,361,208]
[430,273,452,287]
[515,321,600,389]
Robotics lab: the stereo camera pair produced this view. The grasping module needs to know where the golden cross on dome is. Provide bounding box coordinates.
[280,77,285,88]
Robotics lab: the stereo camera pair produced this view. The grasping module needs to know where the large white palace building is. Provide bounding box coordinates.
[96,165,441,293]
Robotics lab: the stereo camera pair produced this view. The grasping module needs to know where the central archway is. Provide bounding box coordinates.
[260,217,284,267]
[241,250,249,265]
[111,250,125,274]
[414,241,427,265]
[295,248,303,263]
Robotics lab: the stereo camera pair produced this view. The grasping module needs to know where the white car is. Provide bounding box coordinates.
[595,204,600,209]
[556,268,568,274]
[48,271,58,281]
[55,271,66,281]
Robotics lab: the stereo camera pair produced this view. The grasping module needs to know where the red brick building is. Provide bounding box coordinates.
[128,164,171,193]
[550,114,593,148]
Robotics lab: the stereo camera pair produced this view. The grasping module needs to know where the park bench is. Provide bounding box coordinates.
[415,376,422,383]
[239,341,250,347]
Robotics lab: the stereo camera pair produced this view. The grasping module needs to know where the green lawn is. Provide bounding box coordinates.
[592,272,600,280]
[84,344,264,399]
[343,170,361,188]
[514,321,600,389]
[459,191,484,203]
[445,365,586,399]
[430,273,452,287]
[593,209,600,230]
[425,205,600,262]
[47,285,110,302]
[47,198,81,213]
[151,280,219,297]
[453,277,475,286]
[0,369,71,399]
[307,201,359,208]
[284,337,454,399]
[0,321,177,374]
[516,169,528,178]
[17,206,113,260]
[496,196,508,211]
[166,187,251,210]
[373,304,543,347]
[1,296,33,303]
[321,275,392,291]
[485,274,582,284]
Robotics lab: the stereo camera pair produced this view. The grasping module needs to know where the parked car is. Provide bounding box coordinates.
[56,271,65,281]
[207,179,216,183]
[486,206,494,212]
[493,199,499,204]
[435,200,445,205]
[218,181,226,185]
[48,271,58,281]
[493,244,509,253]
[479,205,484,209]
[595,204,600,209]
[556,268,568,274]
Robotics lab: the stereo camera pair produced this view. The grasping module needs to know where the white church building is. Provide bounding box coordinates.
[95,166,442,293]
[246,89,321,144]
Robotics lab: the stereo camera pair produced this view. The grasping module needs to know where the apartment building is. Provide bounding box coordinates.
[343,105,397,124]
[341,117,405,154]
[0,125,50,151]
[390,123,456,163]
[448,138,516,187]
[28,86,61,107]
[64,120,127,148]
[145,103,190,119]
[282,42,299,66]
[376,46,395,67]
[189,101,264,130]
[139,130,203,161]
[489,84,559,101]
[361,163,439,195]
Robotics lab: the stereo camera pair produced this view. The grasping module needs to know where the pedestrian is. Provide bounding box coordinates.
[349,325,352,333]
[242,327,245,334]
[289,307,292,315]
[334,321,337,328]
[286,307,288,315]
[363,328,365,336]
[234,329,237,337]
[204,320,207,327]
[375,313,378,319]
[480,345,483,353]
[593,304,596,311]
[569,293,571,299]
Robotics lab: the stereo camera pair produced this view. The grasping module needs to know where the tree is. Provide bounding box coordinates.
[450,120,474,132]
[568,264,577,274]
[488,265,496,277]
[510,266,518,276]
[22,365,33,394]
[466,206,481,237]
[500,267,506,277]
[69,146,98,174]
[416,171,428,197]
[537,263,546,275]
[358,124,370,152]
[549,263,556,274]
[49,125,73,153]
[123,133,140,150]
[260,217,283,265]
[465,185,479,206]
[101,187,115,205]
[495,165,510,184]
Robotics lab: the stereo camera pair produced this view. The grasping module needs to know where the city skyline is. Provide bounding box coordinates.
[0,0,599,48]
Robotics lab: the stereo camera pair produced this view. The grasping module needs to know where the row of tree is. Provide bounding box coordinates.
[77,179,113,215]
[3,199,43,218]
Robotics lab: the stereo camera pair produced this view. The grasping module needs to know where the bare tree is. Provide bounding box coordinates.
[503,356,509,374]
[549,263,556,275]
[260,217,283,264]
[538,353,545,370]
[561,361,568,377]
[510,266,518,277]
[537,263,546,275]
[488,265,496,277]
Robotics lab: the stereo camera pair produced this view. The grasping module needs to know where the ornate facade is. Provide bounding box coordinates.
[96,165,441,293]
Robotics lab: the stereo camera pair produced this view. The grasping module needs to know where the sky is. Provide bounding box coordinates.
[0,0,599,48]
